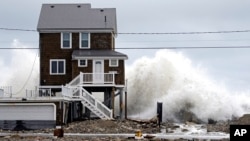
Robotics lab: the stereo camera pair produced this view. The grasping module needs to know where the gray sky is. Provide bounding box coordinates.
[1,0,250,91]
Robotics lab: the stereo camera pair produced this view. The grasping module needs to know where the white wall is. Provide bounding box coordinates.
[0,103,56,120]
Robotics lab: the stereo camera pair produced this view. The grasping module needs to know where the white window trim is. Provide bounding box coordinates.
[50,59,66,75]
[109,59,119,67]
[79,32,90,49]
[61,32,72,49]
[78,59,88,67]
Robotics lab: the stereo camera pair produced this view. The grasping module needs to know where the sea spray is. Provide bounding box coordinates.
[126,50,250,122]
[0,40,39,96]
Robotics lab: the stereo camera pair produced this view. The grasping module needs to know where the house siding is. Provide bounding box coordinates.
[91,33,113,49]
[40,33,73,85]
[72,60,93,79]
[104,60,125,85]
[40,32,123,86]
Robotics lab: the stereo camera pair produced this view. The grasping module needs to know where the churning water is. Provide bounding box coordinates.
[126,50,250,122]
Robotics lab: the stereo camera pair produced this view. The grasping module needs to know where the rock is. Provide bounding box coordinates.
[181,128,189,132]
[208,118,217,124]
[3,135,11,139]
[236,114,250,124]
[176,109,202,124]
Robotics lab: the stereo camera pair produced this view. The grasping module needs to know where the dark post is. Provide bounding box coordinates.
[157,102,163,128]
[119,89,123,119]
[112,87,115,118]
[125,79,128,119]
[125,91,127,119]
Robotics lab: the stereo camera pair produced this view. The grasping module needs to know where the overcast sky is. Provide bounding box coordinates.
[1,0,250,91]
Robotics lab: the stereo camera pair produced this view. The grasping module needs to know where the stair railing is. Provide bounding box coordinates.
[67,72,83,87]
[80,87,113,119]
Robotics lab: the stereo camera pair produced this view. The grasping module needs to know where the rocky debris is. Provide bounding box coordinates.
[233,114,250,125]
[207,121,230,133]
[207,114,250,133]
[5,115,250,141]
[176,109,202,124]
[63,119,160,134]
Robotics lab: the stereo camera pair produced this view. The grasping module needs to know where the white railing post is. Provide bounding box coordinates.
[49,89,51,98]
[111,109,113,119]
[80,72,83,85]
[112,73,115,84]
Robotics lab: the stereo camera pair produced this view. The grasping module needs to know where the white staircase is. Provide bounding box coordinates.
[80,87,113,120]
[62,73,113,120]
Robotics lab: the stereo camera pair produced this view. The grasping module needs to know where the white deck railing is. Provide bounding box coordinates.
[81,73,115,84]
[25,86,62,98]
[0,86,12,97]
[68,72,115,87]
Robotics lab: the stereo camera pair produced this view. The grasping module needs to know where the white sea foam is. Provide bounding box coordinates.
[126,50,250,122]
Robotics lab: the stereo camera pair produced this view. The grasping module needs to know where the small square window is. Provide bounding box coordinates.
[78,59,87,67]
[109,59,119,67]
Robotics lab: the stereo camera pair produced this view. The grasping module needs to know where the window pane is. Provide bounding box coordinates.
[58,61,64,73]
[63,33,70,40]
[63,41,70,47]
[80,60,86,66]
[62,33,70,48]
[110,60,118,66]
[51,61,57,73]
[81,33,89,48]
[81,41,88,47]
[81,33,88,40]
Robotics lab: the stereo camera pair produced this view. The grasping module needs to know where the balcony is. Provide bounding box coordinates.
[68,72,116,87]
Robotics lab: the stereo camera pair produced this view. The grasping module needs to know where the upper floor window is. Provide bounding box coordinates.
[61,32,72,48]
[109,59,119,67]
[80,33,90,48]
[50,59,66,75]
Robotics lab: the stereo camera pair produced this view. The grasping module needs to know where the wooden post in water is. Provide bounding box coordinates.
[125,79,128,119]
[157,102,163,128]
[119,89,123,119]
[112,87,115,118]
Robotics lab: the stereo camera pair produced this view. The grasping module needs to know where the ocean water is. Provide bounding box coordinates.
[126,50,250,122]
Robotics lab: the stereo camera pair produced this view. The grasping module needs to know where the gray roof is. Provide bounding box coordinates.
[37,4,117,33]
[72,50,128,60]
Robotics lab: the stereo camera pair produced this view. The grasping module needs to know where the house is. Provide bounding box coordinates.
[37,4,127,120]
[0,3,128,130]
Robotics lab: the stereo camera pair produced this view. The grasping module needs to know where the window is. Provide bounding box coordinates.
[109,59,119,67]
[61,32,72,48]
[78,59,87,67]
[80,33,90,48]
[50,59,66,75]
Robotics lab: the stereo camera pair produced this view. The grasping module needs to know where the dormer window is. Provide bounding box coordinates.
[80,33,90,48]
[61,32,72,48]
